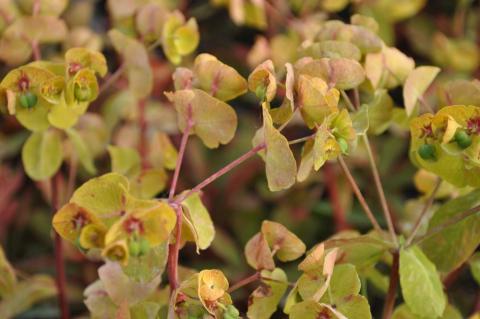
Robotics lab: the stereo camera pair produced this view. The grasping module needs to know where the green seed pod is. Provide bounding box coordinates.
[226,305,240,317]
[337,137,348,154]
[19,92,38,109]
[418,143,436,160]
[139,237,150,256]
[74,85,92,102]
[255,85,266,101]
[454,130,472,149]
[128,240,140,257]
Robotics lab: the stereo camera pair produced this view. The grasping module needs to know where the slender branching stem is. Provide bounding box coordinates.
[138,99,149,169]
[169,105,193,201]
[288,133,315,146]
[382,251,399,319]
[362,135,398,246]
[340,90,356,112]
[167,205,183,291]
[99,64,126,95]
[228,272,261,293]
[337,156,382,232]
[405,178,442,246]
[324,163,349,231]
[174,142,266,204]
[411,204,480,247]
[51,174,69,319]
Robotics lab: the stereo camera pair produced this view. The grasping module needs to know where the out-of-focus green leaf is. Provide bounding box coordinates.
[107,145,141,178]
[21,130,63,181]
[0,275,56,318]
[421,189,480,273]
[109,29,152,98]
[66,128,97,174]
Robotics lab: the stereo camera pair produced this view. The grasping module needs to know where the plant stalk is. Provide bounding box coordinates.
[405,178,441,246]
[362,135,398,246]
[382,251,399,319]
[337,156,382,232]
[174,143,266,204]
[228,272,260,293]
[168,105,193,201]
[324,163,349,231]
[167,205,183,291]
[51,174,69,319]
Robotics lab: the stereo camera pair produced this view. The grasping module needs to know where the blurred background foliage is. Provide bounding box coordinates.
[0,0,480,318]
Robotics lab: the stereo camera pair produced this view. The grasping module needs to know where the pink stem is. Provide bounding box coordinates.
[168,105,193,201]
[174,142,266,204]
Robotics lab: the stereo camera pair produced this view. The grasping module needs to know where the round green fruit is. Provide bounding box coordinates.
[128,240,140,257]
[139,237,150,256]
[418,144,436,160]
[454,130,472,149]
[337,137,348,154]
[74,85,92,102]
[255,85,266,101]
[19,92,38,109]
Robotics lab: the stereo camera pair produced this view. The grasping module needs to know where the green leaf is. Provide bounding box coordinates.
[392,303,462,319]
[247,268,288,319]
[320,264,361,304]
[22,130,63,181]
[421,189,480,273]
[66,128,96,174]
[71,172,130,219]
[403,66,440,116]
[107,145,141,178]
[194,53,248,101]
[399,246,446,318]
[262,104,297,191]
[289,300,338,319]
[180,192,215,251]
[0,246,16,298]
[352,105,369,135]
[470,253,480,286]
[0,275,56,318]
[336,294,372,319]
[323,233,391,270]
[123,242,169,282]
[129,169,167,200]
[166,89,238,148]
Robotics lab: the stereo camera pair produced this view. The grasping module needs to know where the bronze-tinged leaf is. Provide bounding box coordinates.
[165,89,238,149]
[194,53,247,101]
[262,104,297,191]
[261,220,306,262]
[244,232,275,271]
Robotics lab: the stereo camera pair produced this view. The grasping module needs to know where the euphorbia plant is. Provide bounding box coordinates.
[1,0,480,319]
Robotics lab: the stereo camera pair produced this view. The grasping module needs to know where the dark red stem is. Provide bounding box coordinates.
[324,163,349,231]
[382,251,399,319]
[52,174,69,319]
